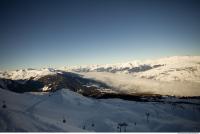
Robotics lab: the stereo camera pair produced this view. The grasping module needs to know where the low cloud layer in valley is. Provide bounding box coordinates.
[82,72,200,97]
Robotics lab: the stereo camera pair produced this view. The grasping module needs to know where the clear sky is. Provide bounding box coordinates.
[0,0,200,70]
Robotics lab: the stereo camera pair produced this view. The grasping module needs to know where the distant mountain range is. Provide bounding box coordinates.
[63,56,200,83]
[0,56,200,97]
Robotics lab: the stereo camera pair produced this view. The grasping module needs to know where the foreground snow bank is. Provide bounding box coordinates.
[0,88,200,132]
[82,72,200,97]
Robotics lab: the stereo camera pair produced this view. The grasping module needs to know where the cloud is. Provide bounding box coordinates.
[82,72,200,96]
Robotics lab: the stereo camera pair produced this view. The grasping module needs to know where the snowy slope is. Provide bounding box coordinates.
[0,88,200,132]
[63,56,200,83]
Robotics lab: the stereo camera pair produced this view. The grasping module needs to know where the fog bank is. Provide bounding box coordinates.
[81,72,200,97]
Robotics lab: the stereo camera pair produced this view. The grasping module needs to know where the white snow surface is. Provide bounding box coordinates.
[0,88,200,132]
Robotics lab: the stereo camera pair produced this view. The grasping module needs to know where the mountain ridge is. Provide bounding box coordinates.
[1,56,200,83]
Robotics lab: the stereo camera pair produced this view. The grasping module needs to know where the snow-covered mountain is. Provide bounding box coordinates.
[0,56,200,132]
[1,56,200,83]
[63,56,200,83]
[0,56,200,97]
[0,71,112,95]
[0,68,60,80]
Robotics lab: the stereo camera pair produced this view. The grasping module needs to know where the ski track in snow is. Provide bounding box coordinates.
[0,88,200,132]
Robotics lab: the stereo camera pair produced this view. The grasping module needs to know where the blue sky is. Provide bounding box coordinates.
[0,0,200,70]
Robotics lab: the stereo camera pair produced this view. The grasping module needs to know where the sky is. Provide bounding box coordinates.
[0,0,200,70]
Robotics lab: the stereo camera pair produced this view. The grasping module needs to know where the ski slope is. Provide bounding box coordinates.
[0,88,200,132]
